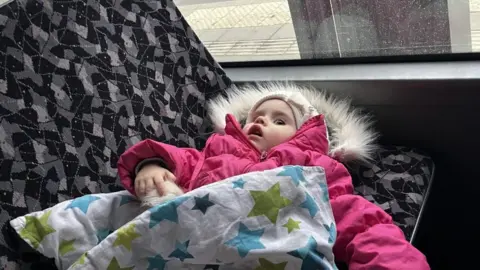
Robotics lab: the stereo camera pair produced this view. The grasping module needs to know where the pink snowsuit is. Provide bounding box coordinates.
[118,114,430,269]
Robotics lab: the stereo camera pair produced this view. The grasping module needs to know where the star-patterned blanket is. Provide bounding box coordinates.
[10,166,338,270]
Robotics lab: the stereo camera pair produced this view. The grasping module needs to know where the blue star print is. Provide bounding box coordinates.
[287,236,329,270]
[232,178,246,189]
[277,166,305,186]
[192,194,215,214]
[168,240,194,262]
[147,254,167,270]
[65,195,100,214]
[149,196,190,228]
[120,195,135,206]
[319,182,330,202]
[299,192,319,217]
[324,222,336,244]
[225,222,266,258]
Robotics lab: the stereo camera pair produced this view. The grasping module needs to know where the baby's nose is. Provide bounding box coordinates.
[254,116,266,125]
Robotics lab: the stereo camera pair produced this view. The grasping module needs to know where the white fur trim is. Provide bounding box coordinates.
[139,185,184,207]
[207,82,378,162]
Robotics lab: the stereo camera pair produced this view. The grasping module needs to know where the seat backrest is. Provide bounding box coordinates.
[0,0,230,220]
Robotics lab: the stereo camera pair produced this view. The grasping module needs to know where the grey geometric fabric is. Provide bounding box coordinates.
[350,146,434,241]
[0,0,230,268]
[0,0,433,269]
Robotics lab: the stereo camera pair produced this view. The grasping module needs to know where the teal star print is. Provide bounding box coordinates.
[277,166,306,186]
[147,254,167,270]
[120,195,135,206]
[232,178,246,189]
[299,192,319,218]
[225,223,266,258]
[149,196,190,228]
[324,222,336,244]
[287,236,329,270]
[191,194,215,214]
[65,195,100,214]
[168,240,194,262]
[96,228,112,243]
[319,182,330,202]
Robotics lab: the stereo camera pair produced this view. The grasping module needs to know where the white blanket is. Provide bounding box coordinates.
[10,166,338,270]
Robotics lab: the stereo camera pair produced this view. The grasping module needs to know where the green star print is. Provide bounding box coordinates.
[59,238,76,256]
[113,223,141,251]
[72,252,87,267]
[248,182,292,224]
[19,210,56,249]
[255,258,287,270]
[107,257,134,270]
[283,218,301,233]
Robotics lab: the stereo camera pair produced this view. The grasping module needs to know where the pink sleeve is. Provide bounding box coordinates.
[308,154,430,269]
[117,139,202,196]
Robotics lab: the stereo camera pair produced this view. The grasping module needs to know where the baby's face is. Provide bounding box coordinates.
[243,99,297,152]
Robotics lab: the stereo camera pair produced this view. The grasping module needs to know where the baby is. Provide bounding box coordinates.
[117,84,430,269]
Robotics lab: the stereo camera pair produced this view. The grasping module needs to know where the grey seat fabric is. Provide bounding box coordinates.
[0,0,432,268]
[349,146,434,242]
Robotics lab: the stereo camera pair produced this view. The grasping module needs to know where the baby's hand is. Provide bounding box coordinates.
[134,164,176,196]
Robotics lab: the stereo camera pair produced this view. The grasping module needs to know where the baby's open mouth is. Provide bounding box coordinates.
[248,125,263,137]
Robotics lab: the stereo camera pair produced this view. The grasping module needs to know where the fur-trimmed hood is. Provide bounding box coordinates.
[207,82,378,162]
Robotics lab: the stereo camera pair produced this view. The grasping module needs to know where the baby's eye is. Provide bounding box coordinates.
[274,119,285,125]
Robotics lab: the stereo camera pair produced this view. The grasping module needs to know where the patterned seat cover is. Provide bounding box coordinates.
[0,0,230,268]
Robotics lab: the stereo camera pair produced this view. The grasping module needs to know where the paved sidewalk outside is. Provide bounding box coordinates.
[471,0,480,51]
[178,0,480,62]
[177,0,300,62]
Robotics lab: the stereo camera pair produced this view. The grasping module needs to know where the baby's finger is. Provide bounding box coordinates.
[139,179,146,195]
[134,177,140,192]
[153,176,165,195]
[145,178,155,192]
[135,178,143,195]
[165,171,176,182]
